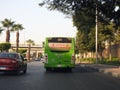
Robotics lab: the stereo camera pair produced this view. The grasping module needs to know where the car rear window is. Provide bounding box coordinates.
[0,53,18,59]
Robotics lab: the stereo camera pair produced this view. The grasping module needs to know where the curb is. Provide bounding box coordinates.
[88,66,120,78]
[99,68,120,78]
[76,63,120,78]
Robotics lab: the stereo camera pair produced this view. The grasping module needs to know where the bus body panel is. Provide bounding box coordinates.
[44,37,75,70]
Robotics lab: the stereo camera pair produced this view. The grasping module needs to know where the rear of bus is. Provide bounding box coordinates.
[44,37,75,71]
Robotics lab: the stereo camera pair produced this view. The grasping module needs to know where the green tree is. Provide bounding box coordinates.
[12,24,24,52]
[101,23,115,60]
[18,49,27,56]
[1,18,15,42]
[26,39,35,60]
[75,22,114,60]
[39,0,120,28]
[0,27,4,43]
[0,42,11,52]
[76,30,89,54]
[88,23,107,60]
[114,27,120,44]
[40,0,120,61]
[0,27,4,34]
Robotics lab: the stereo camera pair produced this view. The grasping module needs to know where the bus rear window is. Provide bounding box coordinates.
[47,37,72,51]
[48,37,72,43]
[48,43,71,51]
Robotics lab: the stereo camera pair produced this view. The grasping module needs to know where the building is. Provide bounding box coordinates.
[11,43,44,60]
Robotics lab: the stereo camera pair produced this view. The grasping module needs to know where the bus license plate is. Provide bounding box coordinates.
[57,65,62,67]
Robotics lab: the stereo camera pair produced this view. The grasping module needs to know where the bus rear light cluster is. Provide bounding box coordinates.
[44,54,48,63]
[71,54,75,64]
[72,54,76,60]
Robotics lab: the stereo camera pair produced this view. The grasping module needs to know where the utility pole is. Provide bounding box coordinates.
[95,3,98,64]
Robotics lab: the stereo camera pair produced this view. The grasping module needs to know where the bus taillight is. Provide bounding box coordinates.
[71,54,75,64]
[45,54,48,63]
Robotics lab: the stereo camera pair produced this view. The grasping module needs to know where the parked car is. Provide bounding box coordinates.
[34,57,41,61]
[0,52,27,74]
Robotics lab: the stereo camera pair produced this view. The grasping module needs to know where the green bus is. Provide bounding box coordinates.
[44,37,75,71]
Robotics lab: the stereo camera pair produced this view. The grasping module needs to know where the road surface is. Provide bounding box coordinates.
[0,61,120,90]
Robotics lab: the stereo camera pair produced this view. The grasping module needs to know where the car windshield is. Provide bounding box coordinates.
[0,53,18,59]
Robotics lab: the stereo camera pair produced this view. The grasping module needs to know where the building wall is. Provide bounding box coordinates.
[102,44,120,58]
[78,43,120,59]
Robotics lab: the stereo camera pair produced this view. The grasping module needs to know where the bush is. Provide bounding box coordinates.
[100,57,120,66]
[0,42,11,51]
[79,57,120,66]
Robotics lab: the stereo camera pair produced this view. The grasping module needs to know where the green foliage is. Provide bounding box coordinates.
[79,58,96,63]
[75,30,90,53]
[18,49,27,55]
[11,24,24,52]
[39,0,120,28]
[0,42,11,52]
[1,18,15,42]
[1,18,15,29]
[79,57,120,66]
[11,24,24,32]
[72,7,95,32]
[40,0,120,61]
[40,0,120,57]
[100,58,120,66]
[26,39,35,45]
[114,27,120,43]
[0,18,24,44]
[0,27,4,34]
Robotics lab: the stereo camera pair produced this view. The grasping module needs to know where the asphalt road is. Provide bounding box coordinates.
[0,61,120,90]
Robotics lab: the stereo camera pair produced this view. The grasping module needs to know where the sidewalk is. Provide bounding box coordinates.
[77,63,120,78]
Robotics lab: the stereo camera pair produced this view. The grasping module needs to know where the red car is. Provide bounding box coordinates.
[0,52,27,74]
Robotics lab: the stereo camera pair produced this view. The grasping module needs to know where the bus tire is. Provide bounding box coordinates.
[46,68,51,72]
[67,68,72,72]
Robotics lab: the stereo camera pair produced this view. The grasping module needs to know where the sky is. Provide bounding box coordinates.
[0,0,76,44]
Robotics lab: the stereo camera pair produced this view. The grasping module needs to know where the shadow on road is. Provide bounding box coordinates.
[43,66,99,74]
[0,72,27,76]
[72,66,99,73]
[45,68,73,74]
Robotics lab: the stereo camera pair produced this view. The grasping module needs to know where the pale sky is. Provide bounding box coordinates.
[0,0,76,44]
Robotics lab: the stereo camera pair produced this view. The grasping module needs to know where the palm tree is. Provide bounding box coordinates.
[0,27,4,42]
[26,39,35,61]
[0,27,4,34]
[12,24,24,52]
[1,18,15,42]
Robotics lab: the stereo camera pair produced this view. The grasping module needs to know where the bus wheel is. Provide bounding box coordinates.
[46,68,51,72]
[67,68,72,72]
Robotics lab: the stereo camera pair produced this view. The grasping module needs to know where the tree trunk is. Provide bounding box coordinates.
[98,45,103,61]
[16,31,19,52]
[6,30,10,42]
[109,41,112,61]
[28,44,31,61]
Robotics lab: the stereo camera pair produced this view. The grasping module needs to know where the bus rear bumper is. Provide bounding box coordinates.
[44,64,75,69]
